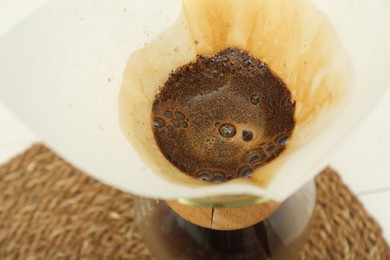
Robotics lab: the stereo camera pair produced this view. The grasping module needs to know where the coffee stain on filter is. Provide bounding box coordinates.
[119,0,352,188]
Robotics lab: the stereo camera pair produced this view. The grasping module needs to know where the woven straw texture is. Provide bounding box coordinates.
[0,144,389,259]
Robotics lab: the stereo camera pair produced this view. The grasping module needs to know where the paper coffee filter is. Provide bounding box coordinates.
[0,0,389,201]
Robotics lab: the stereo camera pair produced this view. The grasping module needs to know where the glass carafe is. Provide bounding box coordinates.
[133,180,315,260]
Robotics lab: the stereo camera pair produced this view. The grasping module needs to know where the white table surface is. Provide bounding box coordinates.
[1,0,389,244]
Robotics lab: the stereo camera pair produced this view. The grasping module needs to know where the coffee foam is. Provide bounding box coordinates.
[151,47,295,183]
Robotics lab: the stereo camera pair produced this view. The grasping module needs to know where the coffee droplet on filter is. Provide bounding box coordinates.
[250,94,260,105]
[153,118,166,128]
[265,143,276,153]
[253,162,263,170]
[175,111,185,120]
[211,172,225,183]
[197,170,211,182]
[218,123,237,138]
[238,166,254,178]
[151,47,295,183]
[242,148,267,165]
[242,130,254,142]
[276,135,289,146]
[242,59,252,68]
[226,173,234,180]
[164,111,173,118]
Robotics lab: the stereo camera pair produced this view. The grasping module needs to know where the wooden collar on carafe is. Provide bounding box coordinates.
[166,199,279,230]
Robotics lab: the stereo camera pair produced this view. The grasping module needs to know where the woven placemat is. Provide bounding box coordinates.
[0,144,389,259]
